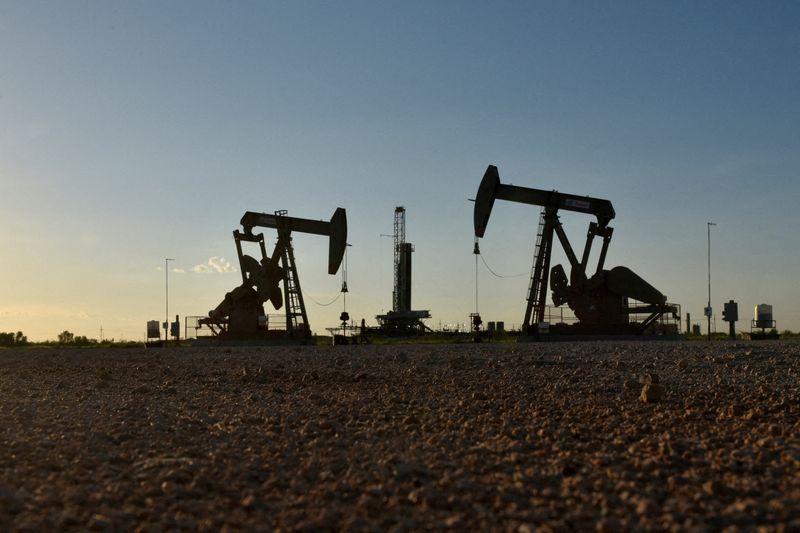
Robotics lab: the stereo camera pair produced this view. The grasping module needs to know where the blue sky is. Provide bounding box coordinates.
[1,1,798,340]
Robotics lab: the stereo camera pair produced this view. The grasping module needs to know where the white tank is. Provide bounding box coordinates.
[755,304,773,328]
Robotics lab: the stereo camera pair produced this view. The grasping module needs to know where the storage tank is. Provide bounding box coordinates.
[755,304,773,328]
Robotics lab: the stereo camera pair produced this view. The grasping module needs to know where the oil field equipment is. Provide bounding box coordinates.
[376,207,431,333]
[721,300,738,339]
[473,165,679,338]
[200,208,347,341]
[750,303,779,340]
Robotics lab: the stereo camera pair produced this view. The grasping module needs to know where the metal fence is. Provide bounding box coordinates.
[184,314,290,339]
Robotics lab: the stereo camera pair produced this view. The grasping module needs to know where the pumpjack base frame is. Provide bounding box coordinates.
[519,311,681,342]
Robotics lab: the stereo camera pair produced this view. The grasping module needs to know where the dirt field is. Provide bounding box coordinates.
[1,341,799,531]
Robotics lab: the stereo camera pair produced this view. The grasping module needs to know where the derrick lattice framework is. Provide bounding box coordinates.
[392,207,411,313]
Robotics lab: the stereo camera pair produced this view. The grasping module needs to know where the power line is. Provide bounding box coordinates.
[307,292,342,307]
[310,246,349,308]
[479,253,528,278]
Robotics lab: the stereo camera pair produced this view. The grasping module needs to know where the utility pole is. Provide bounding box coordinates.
[706,222,716,341]
[165,258,174,345]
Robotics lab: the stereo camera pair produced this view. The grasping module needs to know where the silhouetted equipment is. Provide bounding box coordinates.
[170,314,180,340]
[754,303,773,328]
[376,207,431,333]
[749,303,779,339]
[146,320,160,341]
[201,208,347,341]
[470,312,483,342]
[473,164,679,337]
[722,300,738,339]
[722,302,738,322]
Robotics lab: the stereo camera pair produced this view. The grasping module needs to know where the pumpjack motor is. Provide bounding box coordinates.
[473,165,679,337]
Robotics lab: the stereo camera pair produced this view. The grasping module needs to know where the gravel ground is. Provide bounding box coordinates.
[1,341,799,531]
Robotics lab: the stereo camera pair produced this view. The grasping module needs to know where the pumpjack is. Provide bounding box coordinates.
[474,165,679,338]
[201,208,347,341]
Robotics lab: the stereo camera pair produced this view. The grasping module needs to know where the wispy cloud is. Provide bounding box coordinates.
[192,256,236,274]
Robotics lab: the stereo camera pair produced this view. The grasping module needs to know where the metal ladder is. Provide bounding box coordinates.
[524,208,551,327]
[280,236,310,336]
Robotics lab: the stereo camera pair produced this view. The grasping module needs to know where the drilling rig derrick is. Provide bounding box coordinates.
[376,206,431,334]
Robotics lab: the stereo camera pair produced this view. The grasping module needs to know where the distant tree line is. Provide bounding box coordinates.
[57,330,96,346]
[0,331,27,347]
[0,330,142,348]
[1,330,100,347]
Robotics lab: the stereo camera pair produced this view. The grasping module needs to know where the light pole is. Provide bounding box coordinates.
[706,222,715,341]
[165,258,174,344]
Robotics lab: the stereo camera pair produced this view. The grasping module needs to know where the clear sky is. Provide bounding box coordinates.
[1,1,798,341]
